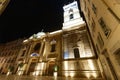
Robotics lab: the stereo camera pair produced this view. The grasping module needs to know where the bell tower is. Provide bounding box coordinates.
[62,1,85,30]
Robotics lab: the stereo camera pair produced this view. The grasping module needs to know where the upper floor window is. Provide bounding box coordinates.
[34,43,41,52]
[97,32,104,49]
[74,48,80,58]
[21,50,26,56]
[50,39,56,52]
[70,14,74,19]
[92,3,97,15]
[51,44,56,52]
[98,17,111,37]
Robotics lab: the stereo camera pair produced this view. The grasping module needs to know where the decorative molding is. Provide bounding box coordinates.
[110,40,120,54]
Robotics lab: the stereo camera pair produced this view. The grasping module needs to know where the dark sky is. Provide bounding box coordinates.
[0,0,80,43]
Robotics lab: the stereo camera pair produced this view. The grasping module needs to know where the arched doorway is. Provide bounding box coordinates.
[47,61,55,76]
[27,58,38,75]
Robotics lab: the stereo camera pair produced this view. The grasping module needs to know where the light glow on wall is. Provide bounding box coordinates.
[85,73,91,79]
[64,61,68,70]
[70,71,75,77]
[85,71,98,79]
[33,62,46,76]
[54,72,58,77]
[64,52,69,59]
[64,71,75,77]
[65,72,69,77]
[88,60,95,70]
[18,71,24,76]
[36,63,44,70]
[92,71,98,78]
[80,51,93,58]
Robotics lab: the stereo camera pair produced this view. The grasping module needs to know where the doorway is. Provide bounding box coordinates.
[27,62,36,75]
[48,61,55,76]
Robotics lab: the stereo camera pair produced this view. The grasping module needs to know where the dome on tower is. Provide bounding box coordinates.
[28,31,46,40]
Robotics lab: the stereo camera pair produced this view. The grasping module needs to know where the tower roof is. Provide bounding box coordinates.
[63,1,78,11]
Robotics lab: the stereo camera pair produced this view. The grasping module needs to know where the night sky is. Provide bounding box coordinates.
[0,0,80,43]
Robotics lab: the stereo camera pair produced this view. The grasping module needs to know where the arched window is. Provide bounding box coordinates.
[70,14,73,19]
[74,48,80,58]
[69,8,74,20]
[50,39,56,52]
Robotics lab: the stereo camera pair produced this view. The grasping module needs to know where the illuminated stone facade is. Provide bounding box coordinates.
[15,1,102,79]
[0,1,104,79]
[16,30,62,76]
[80,0,120,79]
[61,1,101,78]
[0,39,24,75]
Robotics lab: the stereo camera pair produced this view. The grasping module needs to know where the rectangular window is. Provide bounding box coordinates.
[92,3,97,15]
[108,8,120,23]
[98,17,111,37]
[51,44,56,52]
[74,48,80,58]
[97,32,104,49]
[21,50,26,56]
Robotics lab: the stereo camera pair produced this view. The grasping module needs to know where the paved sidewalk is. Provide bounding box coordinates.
[0,75,104,80]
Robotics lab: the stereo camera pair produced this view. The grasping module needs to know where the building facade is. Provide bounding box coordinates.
[0,38,24,74]
[15,1,103,79]
[0,0,10,15]
[0,1,104,79]
[80,0,120,80]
